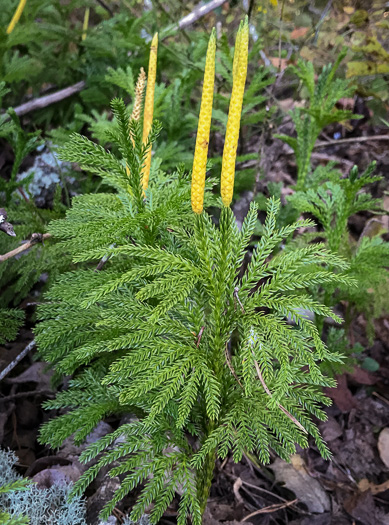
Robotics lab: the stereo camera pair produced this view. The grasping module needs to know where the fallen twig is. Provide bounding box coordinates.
[0,208,16,237]
[314,135,389,148]
[226,471,309,515]
[0,340,36,382]
[12,81,85,117]
[0,389,54,402]
[233,477,244,504]
[233,286,245,313]
[242,499,298,521]
[311,152,354,169]
[177,0,228,30]
[94,242,116,272]
[96,0,113,16]
[372,391,389,406]
[0,233,52,263]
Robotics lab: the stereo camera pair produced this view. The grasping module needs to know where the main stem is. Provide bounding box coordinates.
[197,446,216,516]
[196,208,231,517]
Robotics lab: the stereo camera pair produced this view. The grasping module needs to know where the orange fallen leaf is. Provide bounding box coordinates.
[269,57,289,70]
[290,27,309,39]
[358,478,389,494]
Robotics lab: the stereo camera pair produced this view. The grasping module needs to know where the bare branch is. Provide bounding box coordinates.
[0,233,52,263]
[0,389,54,402]
[178,0,228,30]
[233,286,245,313]
[0,340,36,382]
[95,0,113,16]
[242,499,298,521]
[314,135,389,148]
[12,81,85,118]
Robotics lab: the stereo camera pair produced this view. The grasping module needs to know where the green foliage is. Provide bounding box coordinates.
[276,50,361,189]
[35,96,352,520]
[288,162,389,337]
[0,82,65,342]
[0,1,156,129]
[0,308,24,344]
[55,32,275,179]
[68,65,199,171]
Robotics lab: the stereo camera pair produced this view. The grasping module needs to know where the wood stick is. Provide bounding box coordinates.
[12,81,85,117]
[96,0,113,16]
[314,135,389,148]
[0,389,54,402]
[196,326,205,347]
[178,0,228,30]
[0,233,52,263]
[242,499,298,521]
[0,340,36,382]
[310,152,354,169]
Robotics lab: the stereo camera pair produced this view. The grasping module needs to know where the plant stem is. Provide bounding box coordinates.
[197,447,216,516]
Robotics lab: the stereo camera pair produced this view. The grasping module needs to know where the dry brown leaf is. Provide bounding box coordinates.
[344,490,379,525]
[278,97,294,111]
[290,27,309,40]
[272,455,331,513]
[320,417,343,442]
[269,57,288,70]
[359,478,389,494]
[269,57,289,70]
[347,366,377,386]
[324,374,357,413]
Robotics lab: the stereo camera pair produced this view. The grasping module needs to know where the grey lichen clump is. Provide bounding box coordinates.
[17,147,74,207]
[0,449,87,525]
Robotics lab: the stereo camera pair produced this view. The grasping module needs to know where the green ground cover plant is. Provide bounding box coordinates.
[288,161,389,342]
[276,50,360,190]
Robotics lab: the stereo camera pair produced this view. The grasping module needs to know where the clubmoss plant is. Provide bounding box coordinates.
[288,162,389,340]
[36,25,351,523]
[276,50,361,190]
